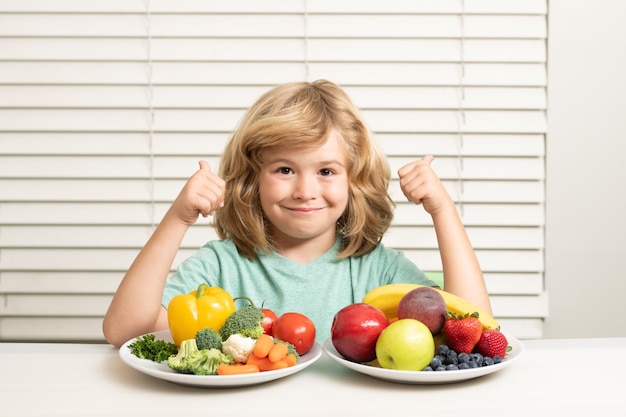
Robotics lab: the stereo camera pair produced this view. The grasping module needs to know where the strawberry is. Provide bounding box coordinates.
[474,330,508,358]
[442,312,482,354]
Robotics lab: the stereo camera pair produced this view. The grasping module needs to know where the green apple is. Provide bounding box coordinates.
[375,318,435,371]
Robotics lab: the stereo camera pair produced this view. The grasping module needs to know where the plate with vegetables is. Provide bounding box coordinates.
[119,330,323,388]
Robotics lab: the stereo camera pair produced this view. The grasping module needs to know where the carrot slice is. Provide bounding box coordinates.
[252,334,275,358]
[246,354,289,371]
[217,363,260,375]
[268,341,289,363]
[284,353,298,367]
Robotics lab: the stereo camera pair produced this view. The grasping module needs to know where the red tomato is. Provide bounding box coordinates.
[261,308,278,336]
[272,312,316,355]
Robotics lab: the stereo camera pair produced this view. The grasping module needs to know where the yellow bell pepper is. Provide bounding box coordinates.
[167,283,236,347]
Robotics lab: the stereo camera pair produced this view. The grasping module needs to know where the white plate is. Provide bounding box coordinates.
[119,330,323,387]
[322,332,524,384]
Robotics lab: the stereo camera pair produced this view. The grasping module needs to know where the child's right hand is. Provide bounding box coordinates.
[397,155,453,216]
[169,160,225,226]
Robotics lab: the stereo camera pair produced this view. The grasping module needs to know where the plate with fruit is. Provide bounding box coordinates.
[324,284,525,384]
[323,331,523,384]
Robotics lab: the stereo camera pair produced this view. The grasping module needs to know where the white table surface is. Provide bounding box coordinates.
[1,337,625,417]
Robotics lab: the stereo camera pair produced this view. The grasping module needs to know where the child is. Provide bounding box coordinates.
[102,79,492,348]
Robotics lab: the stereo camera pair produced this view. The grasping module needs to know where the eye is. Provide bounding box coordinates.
[320,168,333,176]
[278,167,293,175]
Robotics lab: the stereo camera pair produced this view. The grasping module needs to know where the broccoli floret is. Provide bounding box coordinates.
[167,338,200,374]
[187,348,233,376]
[219,300,264,341]
[195,327,222,351]
[167,338,233,375]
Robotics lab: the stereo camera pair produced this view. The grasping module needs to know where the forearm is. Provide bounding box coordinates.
[432,202,493,315]
[102,210,190,347]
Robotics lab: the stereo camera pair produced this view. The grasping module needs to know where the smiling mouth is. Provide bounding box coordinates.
[286,207,323,214]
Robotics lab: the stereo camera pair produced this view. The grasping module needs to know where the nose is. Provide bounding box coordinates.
[292,174,317,200]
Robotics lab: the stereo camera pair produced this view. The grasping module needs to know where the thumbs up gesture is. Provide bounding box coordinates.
[397,155,452,215]
[170,160,226,226]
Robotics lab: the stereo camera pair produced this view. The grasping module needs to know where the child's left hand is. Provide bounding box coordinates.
[397,155,452,215]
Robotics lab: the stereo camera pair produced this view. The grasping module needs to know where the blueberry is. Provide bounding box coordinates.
[446,364,459,371]
[423,366,433,371]
[438,345,450,356]
[430,357,442,369]
[458,362,470,370]
[471,353,484,366]
[482,357,494,367]
[468,361,479,368]
[435,366,447,372]
[444,351,458,365]
[458,352,470,363]
[492,355,503,364]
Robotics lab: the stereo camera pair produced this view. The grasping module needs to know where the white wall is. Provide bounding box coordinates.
[545,0,626,337]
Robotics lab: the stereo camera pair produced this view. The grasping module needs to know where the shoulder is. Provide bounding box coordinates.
[199,238,240,256]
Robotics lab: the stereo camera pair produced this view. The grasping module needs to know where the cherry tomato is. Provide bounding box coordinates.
[261,308,278,336]
[272,312,316,355]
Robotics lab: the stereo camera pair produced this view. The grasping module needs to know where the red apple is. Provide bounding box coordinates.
[331,303,390,363]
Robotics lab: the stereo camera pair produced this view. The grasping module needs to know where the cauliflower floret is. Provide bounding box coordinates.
[221,333,257,363]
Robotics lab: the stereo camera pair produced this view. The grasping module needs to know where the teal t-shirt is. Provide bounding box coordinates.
[162,238,436,343]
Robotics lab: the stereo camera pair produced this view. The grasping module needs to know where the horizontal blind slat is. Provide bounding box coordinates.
[0,155,543,180]
[0,271,546,297]
[0,317,545,342]
[0,86,547,110]
[1,133,544,157]
[0,248,544,273]
[0,225,542,250]
[0,109,547,133]
[0,317,107,341]
[378,134,545,156]
[1,179,544,203]
[0,62,547,87]
[0,272,121,294]
[0,0,302,13]
[1,202,544,227]
[0,133,229,155]
[1,292,547,318]
[0,0,548,14]
[399,249,544,272]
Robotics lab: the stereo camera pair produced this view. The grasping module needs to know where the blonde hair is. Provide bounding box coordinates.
[214,79,394,259]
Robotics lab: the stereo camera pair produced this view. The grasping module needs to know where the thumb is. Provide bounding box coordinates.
[198,160,211,172]
[421,154,435,165]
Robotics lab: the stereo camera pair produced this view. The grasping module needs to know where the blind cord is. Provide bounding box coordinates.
[145,0,156,229]
[456,0,466,218]
[304,0,310,81]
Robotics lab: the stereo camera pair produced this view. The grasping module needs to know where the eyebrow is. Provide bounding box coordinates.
[319,159,346,167]
[265,157,346,167]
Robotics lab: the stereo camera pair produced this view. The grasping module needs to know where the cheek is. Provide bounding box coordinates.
[327,181,350,207]
[258,176,284,206]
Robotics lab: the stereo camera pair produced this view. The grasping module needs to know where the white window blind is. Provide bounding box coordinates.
[0,0,548,341]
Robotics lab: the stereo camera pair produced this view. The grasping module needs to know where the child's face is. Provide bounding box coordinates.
[258,129,349,250]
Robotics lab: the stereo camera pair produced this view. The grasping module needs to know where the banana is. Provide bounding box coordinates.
[362,283,422,321]
[362,283,500,331]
